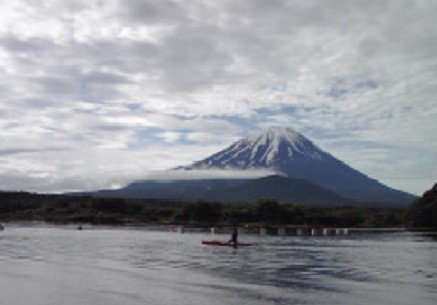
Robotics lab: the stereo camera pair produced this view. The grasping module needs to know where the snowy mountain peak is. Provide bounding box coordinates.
[242,126,324,165]
[173,126,416,204]
[183,126,327,170]
[259,126,299,138]
[246,126,305,149]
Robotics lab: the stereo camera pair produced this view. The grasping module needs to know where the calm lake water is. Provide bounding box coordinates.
[0,224,436,305]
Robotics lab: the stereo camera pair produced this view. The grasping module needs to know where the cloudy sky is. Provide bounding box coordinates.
[0,0,436,195]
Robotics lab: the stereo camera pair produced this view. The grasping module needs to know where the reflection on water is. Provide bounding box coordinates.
[0,224,436,305]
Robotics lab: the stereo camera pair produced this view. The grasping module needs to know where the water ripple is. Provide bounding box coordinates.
[1,226,436,305]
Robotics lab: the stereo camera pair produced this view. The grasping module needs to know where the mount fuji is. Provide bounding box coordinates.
[88,127,415,206]
[178,127,415,204]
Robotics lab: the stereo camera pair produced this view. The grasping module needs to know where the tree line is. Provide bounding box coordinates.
[0,191,408,228]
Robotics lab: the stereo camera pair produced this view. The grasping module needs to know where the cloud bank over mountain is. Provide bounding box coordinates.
[0,0,436,194]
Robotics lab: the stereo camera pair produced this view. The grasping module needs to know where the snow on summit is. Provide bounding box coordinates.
[182,127,326,170]
[245,127,324,164]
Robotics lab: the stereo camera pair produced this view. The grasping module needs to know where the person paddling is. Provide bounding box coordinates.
[229,228,238,249]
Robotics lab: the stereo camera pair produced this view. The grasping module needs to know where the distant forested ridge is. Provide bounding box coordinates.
[0,191,406,228]
[406,183,437,230]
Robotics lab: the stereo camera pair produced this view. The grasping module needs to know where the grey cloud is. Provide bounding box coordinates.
[81,71,130,84]
[34,76,80,96]
[2,36,157,90]
[226,0,334,29]
[14,98,60,109]
[23,0,90,14]
[0,147,70,156]
[71,40,159,75]
[118,0,188,25]
[0,36,56,54]
[90,121,134,132]
[156,26,234,91]
[325,78,378,98]
[358,37,382,57]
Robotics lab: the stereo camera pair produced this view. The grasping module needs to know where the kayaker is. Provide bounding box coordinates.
[229,228,238,248]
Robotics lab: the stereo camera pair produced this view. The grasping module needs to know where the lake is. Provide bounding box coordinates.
[0,224,436,305]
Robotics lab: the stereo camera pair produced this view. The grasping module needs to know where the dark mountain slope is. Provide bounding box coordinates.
[212,175,353,206]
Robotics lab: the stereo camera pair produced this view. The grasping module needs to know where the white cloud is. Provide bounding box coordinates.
[159,131,182,143]
[139,169,277,182]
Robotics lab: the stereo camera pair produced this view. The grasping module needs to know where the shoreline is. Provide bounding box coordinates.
[3,220,434,234]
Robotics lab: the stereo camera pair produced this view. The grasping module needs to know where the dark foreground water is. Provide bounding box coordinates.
[0,224,436,305]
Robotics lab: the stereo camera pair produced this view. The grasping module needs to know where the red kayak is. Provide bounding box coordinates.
[201,240,258,247]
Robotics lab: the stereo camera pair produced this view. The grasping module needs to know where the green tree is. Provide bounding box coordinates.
[176,201,223,224]
[257,200,288,224]
[406,184,437,229]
